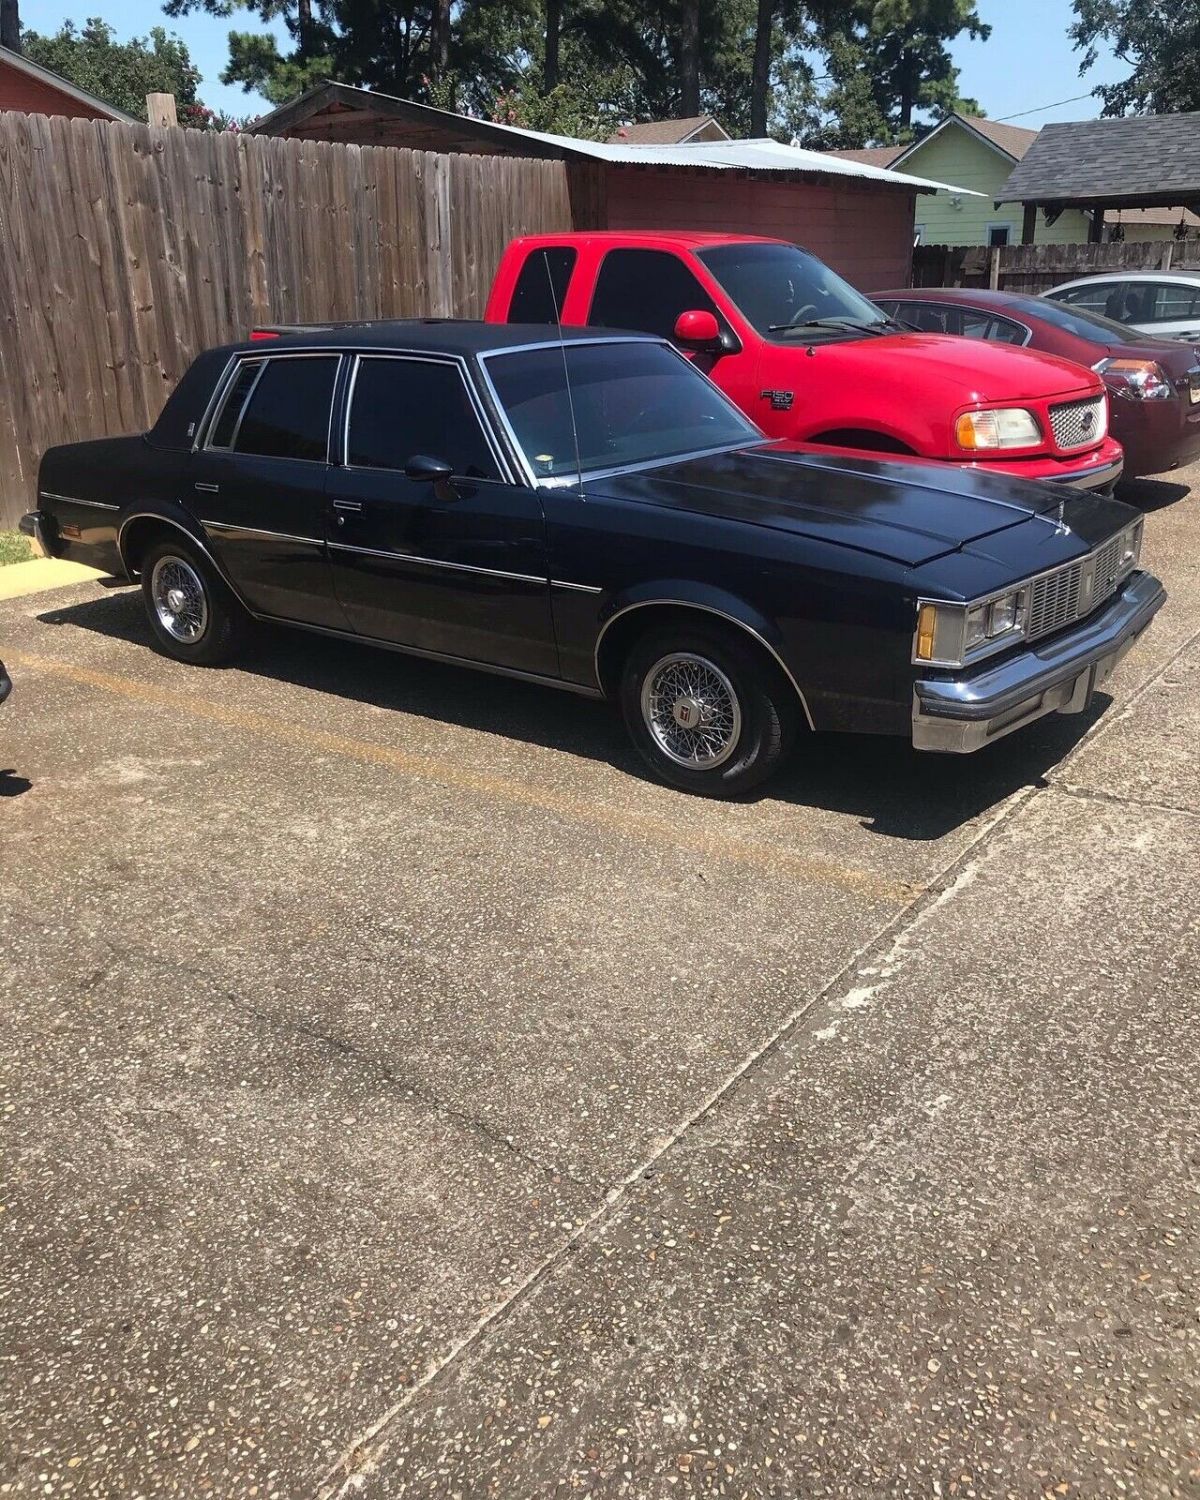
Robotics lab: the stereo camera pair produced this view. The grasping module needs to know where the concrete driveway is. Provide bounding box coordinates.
[2,470,1198,1499]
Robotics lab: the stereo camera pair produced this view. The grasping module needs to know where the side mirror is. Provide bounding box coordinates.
[404,454,454,484]
[674,309,723,351]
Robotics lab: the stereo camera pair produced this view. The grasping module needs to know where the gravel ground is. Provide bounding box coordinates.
[1,468,1198,1499]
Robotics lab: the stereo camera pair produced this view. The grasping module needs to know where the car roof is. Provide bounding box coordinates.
[222,318,659,358]
[876,286,1038,311]
[509,230,788,250]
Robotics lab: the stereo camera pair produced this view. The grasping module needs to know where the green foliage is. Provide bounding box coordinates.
[21,15,204,121]
[1070,0,1200,115]
[0,531,33,567]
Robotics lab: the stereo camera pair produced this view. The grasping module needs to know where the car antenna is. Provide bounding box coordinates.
[544,250,585,496]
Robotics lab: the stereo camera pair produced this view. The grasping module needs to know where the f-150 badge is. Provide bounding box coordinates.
[761,388,794,411]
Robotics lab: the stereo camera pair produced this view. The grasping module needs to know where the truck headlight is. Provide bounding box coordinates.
[915,588,1030,667]
[955,408,1042,451]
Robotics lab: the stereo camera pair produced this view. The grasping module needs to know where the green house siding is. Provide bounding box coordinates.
[902,126,1092,247]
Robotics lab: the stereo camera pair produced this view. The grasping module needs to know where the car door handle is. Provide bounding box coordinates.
[194,482,220,494]
[332,498,363,513]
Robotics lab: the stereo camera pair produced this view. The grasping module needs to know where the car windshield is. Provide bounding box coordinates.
[697,241,891,338]
[1031,298,1145,344]
[483,340,762,480]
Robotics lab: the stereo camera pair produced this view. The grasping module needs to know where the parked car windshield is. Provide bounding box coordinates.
[1030,297,1146,345]
[483,340,762,479]
[697,241,891,338]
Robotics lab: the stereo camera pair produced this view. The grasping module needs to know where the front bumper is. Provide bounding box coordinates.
[974,437,1125,495]
[912,570,1165,753]
[19,510,51,558]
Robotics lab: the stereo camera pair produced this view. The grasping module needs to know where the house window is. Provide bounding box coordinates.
[986,223,1014,248]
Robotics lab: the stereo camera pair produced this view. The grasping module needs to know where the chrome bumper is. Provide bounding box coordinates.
[1051,456,1124,493]
[18,510,50,558]
[912,570,1165,753]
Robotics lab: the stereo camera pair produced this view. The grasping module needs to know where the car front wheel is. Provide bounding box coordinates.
[619,625,798,797]
[140,536,246,665]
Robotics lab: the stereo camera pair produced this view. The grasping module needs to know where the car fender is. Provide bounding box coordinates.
[115,498,240,596]
[593,578,815,729]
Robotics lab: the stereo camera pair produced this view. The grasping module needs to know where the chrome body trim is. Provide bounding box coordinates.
[246,611,604,699]
[201,519,323,548]
[592,599,815,729]
[38,492,118,511]
[1050,455,1124,491]
[550,579,603,594]
[116,511,236,588]
[911,571,1164,753]
[325,539,547,586]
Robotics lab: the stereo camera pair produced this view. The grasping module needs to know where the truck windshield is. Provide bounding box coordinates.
[698,242,890,338]
[482,340,762,480]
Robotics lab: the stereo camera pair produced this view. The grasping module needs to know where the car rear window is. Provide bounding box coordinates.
[1033,298,1143,344]
[508,247,577,324]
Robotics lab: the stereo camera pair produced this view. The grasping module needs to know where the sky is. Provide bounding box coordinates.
[19,0,1128,126]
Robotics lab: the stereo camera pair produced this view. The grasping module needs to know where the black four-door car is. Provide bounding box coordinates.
[24,321,1164,797]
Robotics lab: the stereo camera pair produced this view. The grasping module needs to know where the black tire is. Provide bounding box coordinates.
[139,535,247,666]
[618,624,799,797]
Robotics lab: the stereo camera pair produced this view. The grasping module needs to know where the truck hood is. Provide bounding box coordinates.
[592,444,1132,567]
[789,330,1099,403]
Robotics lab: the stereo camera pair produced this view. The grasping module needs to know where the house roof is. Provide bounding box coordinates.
[0,43,135,123]
[251,82,976,195]
[996,113,1200,209]
[821,145,904,169]
[606,115,728,145]
[818,114,1037,175]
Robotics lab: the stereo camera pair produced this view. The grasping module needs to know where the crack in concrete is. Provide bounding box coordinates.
[1053,780,1200,822]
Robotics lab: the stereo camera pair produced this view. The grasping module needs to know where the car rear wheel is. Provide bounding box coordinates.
[619,625,798,797]
[140,536,247,665]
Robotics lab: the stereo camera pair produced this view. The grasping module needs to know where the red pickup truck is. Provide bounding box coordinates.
[483,232,1125,493]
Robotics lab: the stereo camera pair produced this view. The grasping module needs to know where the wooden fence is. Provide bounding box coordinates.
[913,238,1200,294]
[0,112,576,526]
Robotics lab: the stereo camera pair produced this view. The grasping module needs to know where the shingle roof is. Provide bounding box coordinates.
[820,145,903,168]
[997,114,1200,208]
[606,115,727,145]
[956,115,1038,160]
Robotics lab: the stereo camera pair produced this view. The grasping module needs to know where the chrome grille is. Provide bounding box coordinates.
[1026,528,1137,642]
[1048,394,1106,450]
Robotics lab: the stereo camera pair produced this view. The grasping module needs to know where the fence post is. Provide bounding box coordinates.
[146,93,178,128]
[988,245,1001,290]
[1161,242,1174,271]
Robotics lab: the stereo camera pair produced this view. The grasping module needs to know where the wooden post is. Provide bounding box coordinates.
[989,245,1001,290]
[1088,206,1105,244]
[1160,242,1174,271]
[146,93,178,128]
[1021,203,1037,244]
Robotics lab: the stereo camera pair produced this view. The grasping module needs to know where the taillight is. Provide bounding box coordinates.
[1093,357,1173,401]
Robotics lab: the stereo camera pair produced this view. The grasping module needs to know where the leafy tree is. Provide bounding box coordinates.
[1070,0,1200,115]
[20,16,216,123]
[809,0,989,147]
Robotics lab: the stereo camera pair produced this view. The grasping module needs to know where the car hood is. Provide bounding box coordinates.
[592,444,1130,566]
[785,329,1098,402]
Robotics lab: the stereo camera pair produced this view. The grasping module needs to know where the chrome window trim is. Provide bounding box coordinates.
[202,351,342,464]
[327,540,547,586]
[38,492,118,510]
[592,599,815,729]
[475,335,762,491]
[190,352,238,453]
[340,351,512,484]
[203,356,267,452]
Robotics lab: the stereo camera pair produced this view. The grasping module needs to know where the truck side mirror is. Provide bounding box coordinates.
[674,310,739,355]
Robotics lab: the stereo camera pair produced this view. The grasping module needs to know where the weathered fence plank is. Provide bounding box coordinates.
[914,237,1200,294]
[0,113,575,527]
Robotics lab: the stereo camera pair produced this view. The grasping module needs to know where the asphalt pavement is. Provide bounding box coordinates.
[1,468,1198,1499]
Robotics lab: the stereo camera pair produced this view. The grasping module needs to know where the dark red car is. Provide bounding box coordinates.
[874,287,1200,480]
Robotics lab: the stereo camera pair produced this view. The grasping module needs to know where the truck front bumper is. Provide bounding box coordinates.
[911,570,1165,753]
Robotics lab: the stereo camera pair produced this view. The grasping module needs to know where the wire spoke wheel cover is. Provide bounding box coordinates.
[640,651,743,770]
[150,555,209,643]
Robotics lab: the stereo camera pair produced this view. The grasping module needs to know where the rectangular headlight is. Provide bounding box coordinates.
[914,589,1029,667]
[956,408,1042,451]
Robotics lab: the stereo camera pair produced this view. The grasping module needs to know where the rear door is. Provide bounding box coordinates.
[1127,280,1200,341]
[324,353,558,676]
[190,351,345,628]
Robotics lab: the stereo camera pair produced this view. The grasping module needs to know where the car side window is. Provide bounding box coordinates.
[900,302,950,334]
[1056,283,1116,317]
[1141,282,1200,323]
[225,356,340,462]
[346,356,499,480]
[207,359,265,450]
[985,316,1027,345]
[508,247,577,324]
[588,249,720,341]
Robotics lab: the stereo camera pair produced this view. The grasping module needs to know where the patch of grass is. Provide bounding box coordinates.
[0,530,33,567]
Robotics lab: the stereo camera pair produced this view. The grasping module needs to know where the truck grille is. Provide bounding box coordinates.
[1026,528,1135,641]
[1048,394,1107,451]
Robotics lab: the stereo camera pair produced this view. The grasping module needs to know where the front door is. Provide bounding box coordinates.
[190,351,345,629]
[324,354,558,677]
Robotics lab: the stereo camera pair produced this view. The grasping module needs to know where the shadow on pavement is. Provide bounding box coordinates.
[0,770,32,798]
[1117,476,1191,513]
[37,589,1106,843]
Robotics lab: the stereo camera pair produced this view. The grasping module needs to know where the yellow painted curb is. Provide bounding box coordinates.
[0,557,107,601]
